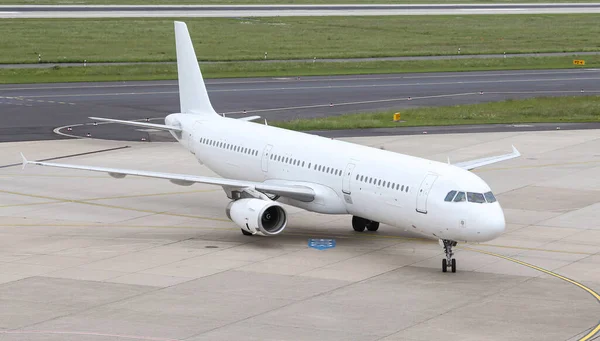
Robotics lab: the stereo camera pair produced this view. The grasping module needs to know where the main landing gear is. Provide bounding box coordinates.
[441,239,457,273]
[352,216,379,232]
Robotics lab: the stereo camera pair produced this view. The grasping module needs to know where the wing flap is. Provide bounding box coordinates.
[454,146,521,170]
[22,156,314,202]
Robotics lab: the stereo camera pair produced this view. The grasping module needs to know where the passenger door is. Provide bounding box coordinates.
[342,163,356,195]
[261,144,273,172]
[416,173,438,214]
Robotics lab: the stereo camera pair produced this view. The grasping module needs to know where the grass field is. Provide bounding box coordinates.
[1,15,599,64]
[272,96,600,130]
[0,55,596,84]
[0,0,594,4]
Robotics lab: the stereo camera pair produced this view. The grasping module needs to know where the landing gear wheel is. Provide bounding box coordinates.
[366,221,380,231]
[352,216,366,232]
[441,239,457,273]
[241,229,253,236]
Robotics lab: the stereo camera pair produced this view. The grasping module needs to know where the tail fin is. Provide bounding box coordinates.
[174,21,217,116]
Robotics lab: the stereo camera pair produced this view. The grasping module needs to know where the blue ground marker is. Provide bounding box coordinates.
[308,238,336,250]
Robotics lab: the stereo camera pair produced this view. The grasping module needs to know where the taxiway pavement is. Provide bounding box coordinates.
[1,69,599,142]
[0,130,599,340]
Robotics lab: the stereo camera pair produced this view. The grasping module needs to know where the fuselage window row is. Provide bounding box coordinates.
[356,173,409,192]
[199,138,258,156]
[269,153,341,176]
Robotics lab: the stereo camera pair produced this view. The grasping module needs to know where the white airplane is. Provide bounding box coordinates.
[21,21,520,273]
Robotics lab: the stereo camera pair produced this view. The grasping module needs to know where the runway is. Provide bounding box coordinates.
[1,69,599,142]
[1,131,599,340]
[1,3,600,18]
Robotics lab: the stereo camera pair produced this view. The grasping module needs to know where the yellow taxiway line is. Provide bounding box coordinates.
[463,246,600,341]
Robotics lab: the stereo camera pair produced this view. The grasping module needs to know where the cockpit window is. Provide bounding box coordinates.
[444,190,457,202]
[467,192,486,204]
[484,191,497,203]
[453,192,466,202]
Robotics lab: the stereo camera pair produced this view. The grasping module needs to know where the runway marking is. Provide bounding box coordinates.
[462,246,600,341]
[0,70,597,92]
[0,189,229,222]
[223,92,478,115]
[11,76,600,100]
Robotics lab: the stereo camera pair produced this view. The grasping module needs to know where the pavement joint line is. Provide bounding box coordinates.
[0,218,592,256]
[462,246,600,341]
[0,330,179,341]
[0,189,229,222]
[474,159,600,172]
[0,189,219,208]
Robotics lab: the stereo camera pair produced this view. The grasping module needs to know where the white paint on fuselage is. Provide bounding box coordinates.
[166,113,505,243]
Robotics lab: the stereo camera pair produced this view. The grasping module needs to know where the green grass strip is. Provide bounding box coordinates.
[1,15,600,64]
[273,96,600,131]
[0,55,597,84]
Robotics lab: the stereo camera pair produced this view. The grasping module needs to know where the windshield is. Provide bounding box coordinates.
[444,190,457,202]
[467,192,486,204]
[484,191,497,203]
[445,190,497,203]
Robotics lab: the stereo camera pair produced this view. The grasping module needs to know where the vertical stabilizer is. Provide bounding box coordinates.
[174,21,217,115]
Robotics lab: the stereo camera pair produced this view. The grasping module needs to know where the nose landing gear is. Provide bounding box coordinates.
[441,239,457,273]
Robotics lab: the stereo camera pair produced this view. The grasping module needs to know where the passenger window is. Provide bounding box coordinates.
[406,186,409,192]
[484,191,497,203]
[467,192,486,204]
[453,192,466,202]
[401,185,404,191]
[444,190,457,202]
[377,180,381,186]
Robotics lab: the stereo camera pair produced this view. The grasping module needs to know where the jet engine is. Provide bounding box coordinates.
[226,198,287,236]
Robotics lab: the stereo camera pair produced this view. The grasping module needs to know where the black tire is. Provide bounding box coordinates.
[241,229,253,236]
[366,221,380,232]
[442,259,447,273]
[352,216,366,232]
[451,259,456,273]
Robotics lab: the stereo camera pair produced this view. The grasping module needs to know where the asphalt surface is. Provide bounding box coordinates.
[1,3,600,17]
[1,68,599,142]
[2,51,600,69]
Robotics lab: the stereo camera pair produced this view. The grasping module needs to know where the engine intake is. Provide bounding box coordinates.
[226,198,287,236]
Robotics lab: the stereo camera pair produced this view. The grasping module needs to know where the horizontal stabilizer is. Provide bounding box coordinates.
[89,117,182,132]
[237,116,261,122]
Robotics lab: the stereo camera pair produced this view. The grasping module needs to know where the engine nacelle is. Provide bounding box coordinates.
[226,198,287,236]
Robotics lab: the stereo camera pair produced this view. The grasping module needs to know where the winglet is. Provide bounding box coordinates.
[20,152,28,170]
[512,145,521,157]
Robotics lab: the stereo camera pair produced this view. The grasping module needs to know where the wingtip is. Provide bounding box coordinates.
[20,152,28,170]
[511,145,521,156]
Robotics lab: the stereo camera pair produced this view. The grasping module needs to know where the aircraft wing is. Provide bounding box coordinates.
[20,154,315,202]
[454,146,521,170]
[89,117,182,132]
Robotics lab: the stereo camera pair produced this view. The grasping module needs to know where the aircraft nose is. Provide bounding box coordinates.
[483,206,506,241]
